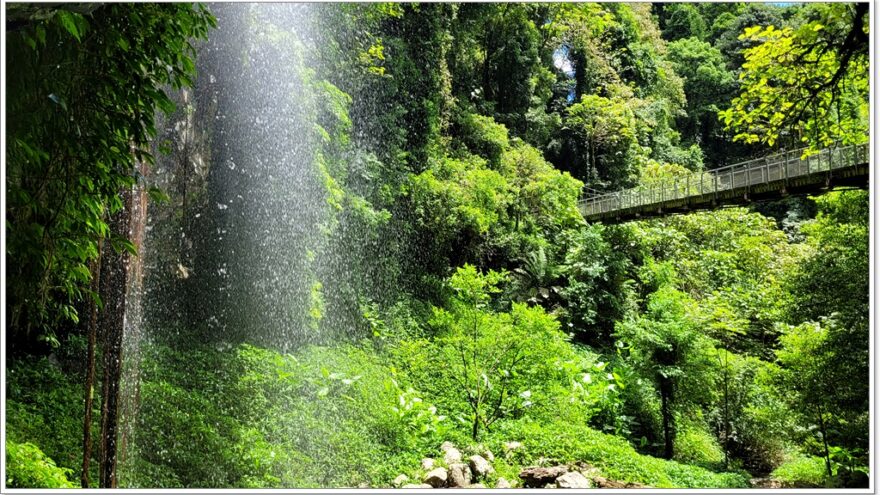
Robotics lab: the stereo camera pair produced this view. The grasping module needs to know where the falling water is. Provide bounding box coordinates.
[142,4,337,349]
[120,3,370,484]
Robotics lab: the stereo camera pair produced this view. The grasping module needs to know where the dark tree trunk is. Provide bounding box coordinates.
[98,184,136,488]
[816,403,833,478]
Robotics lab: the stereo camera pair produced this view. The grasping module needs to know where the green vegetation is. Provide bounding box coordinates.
[4,2,869,490]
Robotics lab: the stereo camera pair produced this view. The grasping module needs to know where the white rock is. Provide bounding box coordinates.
[496,477,512,488]
[556,471,592,489]
[468,483,486,488]
[444,447,462,464]
[447,463,472,487]
[421,458,436,471]
[424,467,448,488]
[440,441,455,452]
[468,455,494,479]
[393,474,410,487]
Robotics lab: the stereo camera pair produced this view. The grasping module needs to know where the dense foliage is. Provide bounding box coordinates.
[5,2,869,490]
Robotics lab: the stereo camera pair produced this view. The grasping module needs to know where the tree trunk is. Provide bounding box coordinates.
[98,187,134,488]
[659,376,674,459]
[472,413,480,441]
[816,403,833,478]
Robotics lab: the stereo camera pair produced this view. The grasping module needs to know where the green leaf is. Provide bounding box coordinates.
[55,11,82,42]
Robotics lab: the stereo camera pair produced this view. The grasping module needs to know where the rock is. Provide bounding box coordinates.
[519,465,569,488]
[421,458,436,471]
[495,477,512,488]
[393,474,410,487]
[447,463,472,488]
[441,441,455,452]
[749,478,781,489]
[468,483,486,488]
[468,455,493,479]
[424,467,448,488]
[574,462,601,480]
[402,483,433,489]
[444,447,463,464]
[483,450,495,462]
[555,471,592,489]
[592,476,649,489]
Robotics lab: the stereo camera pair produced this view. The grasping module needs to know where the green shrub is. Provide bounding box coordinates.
[5,440,77,488]
[771,454,828,487]
[674,419,724,468]
[129,341,436,488]
[486,419,749,488]
[455,111,510,165]
[5,356,94,481]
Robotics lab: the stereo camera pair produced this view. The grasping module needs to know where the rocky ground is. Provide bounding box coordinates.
[391,441,650,489]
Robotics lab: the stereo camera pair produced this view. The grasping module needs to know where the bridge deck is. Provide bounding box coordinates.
[579,143,870,224]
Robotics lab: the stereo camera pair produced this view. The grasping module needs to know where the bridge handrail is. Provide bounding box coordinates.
[578,142,869,218]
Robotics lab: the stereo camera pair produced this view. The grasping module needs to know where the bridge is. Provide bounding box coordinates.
[578,142,870,223]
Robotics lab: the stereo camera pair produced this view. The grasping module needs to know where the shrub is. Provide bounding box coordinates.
[5,356,93,481]
[486,418,749,488]
[5,440,77,488]
[674,419,724,468]
[771,454,828,487]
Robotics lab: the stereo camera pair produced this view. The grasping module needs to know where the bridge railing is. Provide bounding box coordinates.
[578,142,869,218]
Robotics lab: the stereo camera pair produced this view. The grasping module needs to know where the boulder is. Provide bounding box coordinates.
[555,471,592,489]
[444,447,463,464]
[468,483,486,489]
[468,455,494,479]
[447,463,472,488]
[483,450,495,462]
[519,465,569,488]
[592,476,649,489]
[421,458,436,471]
[495,477,512,488]
[402,483,433,489]
[393,474,410,487]
[441,441,456,452]
[424,467,448,488]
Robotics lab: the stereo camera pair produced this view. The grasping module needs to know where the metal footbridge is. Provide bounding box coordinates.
[579,142,870,223]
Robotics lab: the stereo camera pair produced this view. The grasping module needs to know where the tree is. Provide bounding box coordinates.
[6,4,215,350]
[719,3,869,151]
[430,265,569,440]
[661,4,708,42]
[615,267,715,459]
[666,37,735,163]
[784,190,869,461]
[774,320,838,478]
[565,93,641,188]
